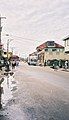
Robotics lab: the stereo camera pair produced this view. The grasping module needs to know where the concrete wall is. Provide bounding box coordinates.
[44,52,69,61]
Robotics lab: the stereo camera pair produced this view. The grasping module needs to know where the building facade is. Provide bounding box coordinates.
[36,41,68,65]
[63,36,69,53]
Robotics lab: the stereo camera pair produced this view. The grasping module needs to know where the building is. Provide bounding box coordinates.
[36,41,65,65]
[63,36,69,53]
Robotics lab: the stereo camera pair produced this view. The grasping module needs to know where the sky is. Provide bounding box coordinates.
[0,0,69,57]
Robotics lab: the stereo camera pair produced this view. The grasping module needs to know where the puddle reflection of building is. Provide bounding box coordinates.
[0,78,4,109]
[7,74,10,88]
[4,72,14,88]
[1,74,14,107]
[0,85,2,109]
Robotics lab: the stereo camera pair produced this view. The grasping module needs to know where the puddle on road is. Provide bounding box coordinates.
[1,73,17,108]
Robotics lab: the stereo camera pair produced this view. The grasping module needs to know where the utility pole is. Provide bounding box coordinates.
[7,39,9,59]
[6,38,13,71]
[6,38,13,59]
[0,15,6,56]
[0,15,6,44]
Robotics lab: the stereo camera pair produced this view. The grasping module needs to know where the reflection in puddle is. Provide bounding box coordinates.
[0,78,4,109]
[1,74,17,107]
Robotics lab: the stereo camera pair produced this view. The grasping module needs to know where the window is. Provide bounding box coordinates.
[57,49,59,52]
[65,41,66,47]
[67,40,69,46]
[52,49,56,51]
[60,49,64,52]
[45,49,48,51]
[47,41,54,47]
[4,52,6,54]
[48,49,52,52]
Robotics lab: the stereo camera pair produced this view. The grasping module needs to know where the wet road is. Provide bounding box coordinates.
[0,62,69,120]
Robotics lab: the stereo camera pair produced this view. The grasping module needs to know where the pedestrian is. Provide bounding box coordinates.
[53,61,58,71]
[16,60,19,66]
[44,60,46,67]
[5,60,10,72]
[68,60,69,69]
[12,60,16,69]
[65,60,68,70]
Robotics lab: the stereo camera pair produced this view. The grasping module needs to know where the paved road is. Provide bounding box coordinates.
[0,62,69,120]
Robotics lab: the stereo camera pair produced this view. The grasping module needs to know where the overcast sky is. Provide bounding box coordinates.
[0,0,69,57]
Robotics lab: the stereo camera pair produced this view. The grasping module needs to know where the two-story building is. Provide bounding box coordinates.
[36,41,66,65]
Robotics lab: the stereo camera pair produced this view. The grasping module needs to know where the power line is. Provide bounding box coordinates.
[3,33,41,43]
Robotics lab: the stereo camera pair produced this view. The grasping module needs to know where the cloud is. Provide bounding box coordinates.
[0,0,69,57]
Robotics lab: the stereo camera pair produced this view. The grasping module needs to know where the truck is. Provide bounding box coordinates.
[28,54,38,66]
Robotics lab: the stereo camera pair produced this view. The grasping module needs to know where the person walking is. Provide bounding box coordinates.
[65,60,68,70]
[44,60,46,67]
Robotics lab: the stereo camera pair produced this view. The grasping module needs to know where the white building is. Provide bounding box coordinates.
[63,36,69,53]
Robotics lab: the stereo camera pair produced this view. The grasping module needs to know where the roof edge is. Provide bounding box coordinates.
[63,36,69,41]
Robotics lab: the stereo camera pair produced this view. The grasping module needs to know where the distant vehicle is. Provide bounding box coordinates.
[28,54,38,66]
[10,55,20,67]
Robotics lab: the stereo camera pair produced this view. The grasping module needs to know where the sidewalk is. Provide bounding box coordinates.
[43,66,69,73]
[0,70,4,79]
[60,68,69,72]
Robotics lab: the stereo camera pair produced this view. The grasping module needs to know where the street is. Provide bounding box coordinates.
[0,62,69,120]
